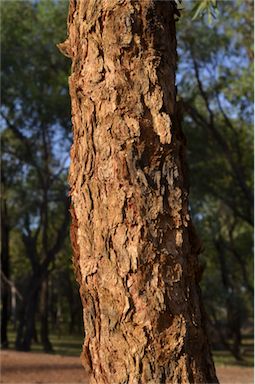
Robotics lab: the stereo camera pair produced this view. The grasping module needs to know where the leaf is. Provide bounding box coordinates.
[192,0,219,22]
[192,1,208,20]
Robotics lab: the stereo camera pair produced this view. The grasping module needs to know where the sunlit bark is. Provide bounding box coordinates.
[61,1,218,382]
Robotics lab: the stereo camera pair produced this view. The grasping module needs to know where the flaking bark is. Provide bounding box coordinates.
[61,1,218,383]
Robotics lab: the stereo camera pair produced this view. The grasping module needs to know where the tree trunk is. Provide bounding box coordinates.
[61,1,218,382]
[40,273,53,352]
[11,285,17,329]
[215,239,243,361]
[15,273,40,351]
[15,291,38,351]
[1,194,10,348]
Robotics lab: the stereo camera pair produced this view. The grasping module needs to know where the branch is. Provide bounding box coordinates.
[192,59,252,205]
[184,97,253,209]
[216,93,244,166]
[1,111,44,182]
[1,270,23,300]
[226,226,253,295]
[41,196,70,271]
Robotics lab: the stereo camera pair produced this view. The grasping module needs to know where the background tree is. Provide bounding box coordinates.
[1,0,73,351]
[177,0,253,360]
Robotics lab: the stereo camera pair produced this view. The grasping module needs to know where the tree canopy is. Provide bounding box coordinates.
[177,0,253,359]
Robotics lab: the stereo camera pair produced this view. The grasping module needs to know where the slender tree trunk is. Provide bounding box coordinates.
[40,273,53,352]
[1,195,10,348]
[61,1,218,382]
[65,275,75,334]
[215,239,243,361]
[1,284,9,349]
[11,285,17,329]
[15,290,38,351]
[16,273,40,351]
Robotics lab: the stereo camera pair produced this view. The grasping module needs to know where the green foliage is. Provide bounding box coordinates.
[1,0,70,126]
[192,0,218,23]
[1,0,71,265]
[177,0,253,359]
[1,0,77,349]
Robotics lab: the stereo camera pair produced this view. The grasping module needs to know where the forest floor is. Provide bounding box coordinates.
[0,350,254,384]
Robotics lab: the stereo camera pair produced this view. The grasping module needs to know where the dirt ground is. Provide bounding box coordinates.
[0,350,253,384]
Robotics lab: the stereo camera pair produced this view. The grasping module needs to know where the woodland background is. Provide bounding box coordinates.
[1,0,253,367]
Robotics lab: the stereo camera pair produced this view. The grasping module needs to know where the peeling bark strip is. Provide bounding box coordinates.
[61,1,218,383]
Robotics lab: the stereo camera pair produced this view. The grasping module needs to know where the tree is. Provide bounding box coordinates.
[60,1,218,382]
[177,0,253,360]
[1,171,10,348]
[1,0,71,351]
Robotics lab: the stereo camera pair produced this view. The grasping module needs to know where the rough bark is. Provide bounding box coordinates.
[61,1,218,383]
